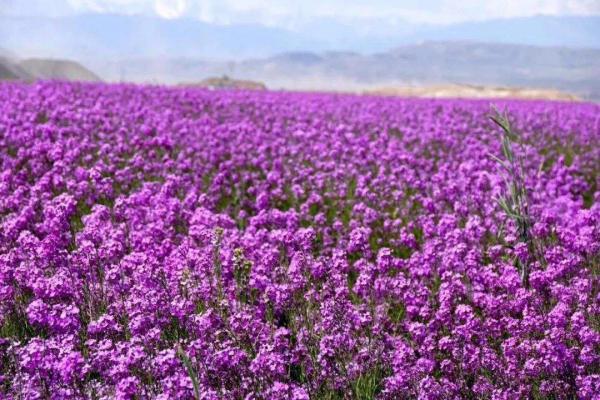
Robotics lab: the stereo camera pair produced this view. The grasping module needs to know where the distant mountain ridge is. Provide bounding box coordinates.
[1,11,599,101]
[19,58,100,81]
[2,12,598,99]
[0,57,32,80]
[0,57,100,82]
[90,41,600,101]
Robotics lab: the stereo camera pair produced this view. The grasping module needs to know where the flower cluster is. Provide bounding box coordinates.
[0,81,598,399]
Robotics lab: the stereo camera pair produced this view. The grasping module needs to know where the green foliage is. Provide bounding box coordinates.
[177,345,200,400]
[160,317,189,342]
[489,107,545,288]
[1,289,43,342]
[34,111,48,124]
[388,127,404,140]
[351,365,389,400]
[0,311,38,341]
[387,302,406,324]
[233,248,253,304]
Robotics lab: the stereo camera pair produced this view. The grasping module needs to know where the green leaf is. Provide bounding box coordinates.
[177,345,200,400]
[488,153,511,173]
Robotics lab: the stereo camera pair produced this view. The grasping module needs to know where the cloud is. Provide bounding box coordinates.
[2,0,599,24]
[154,0,187,19]
[440,0,600,22]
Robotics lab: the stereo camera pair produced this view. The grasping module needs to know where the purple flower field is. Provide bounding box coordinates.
[0,81,598,399]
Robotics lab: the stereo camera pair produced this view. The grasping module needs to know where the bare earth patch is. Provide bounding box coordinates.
[365,83,580,101]
[179,75,267,90]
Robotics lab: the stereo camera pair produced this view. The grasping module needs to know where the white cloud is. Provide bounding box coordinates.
[439,0,600,22]
[2,0,599,24]
[66,0,149,14]
[154,0,187,19]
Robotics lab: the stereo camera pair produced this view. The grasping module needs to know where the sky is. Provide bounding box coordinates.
[2,0,600,26]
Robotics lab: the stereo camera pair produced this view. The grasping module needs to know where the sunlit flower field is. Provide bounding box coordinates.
[0,81,598,399]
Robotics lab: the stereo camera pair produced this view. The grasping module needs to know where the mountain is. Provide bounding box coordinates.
[0,14,598,62]
[0,56,100,82]
[0,47,16,58]
[0,57,32,80]
[92,41,600,100]
[1,12,598,99]
[19,59,100,81]
[258,42,600,99]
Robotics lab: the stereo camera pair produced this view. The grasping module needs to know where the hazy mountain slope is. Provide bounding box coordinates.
[0,57,32,80]
[0,62,21,80]
[0,56,100,82]
[0,47,15,58]
[19,59,100,81]
[97,41,599,100]
[256,42,600,99]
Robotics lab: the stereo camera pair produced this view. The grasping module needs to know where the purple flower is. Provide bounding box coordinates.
[0,81,598,398]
